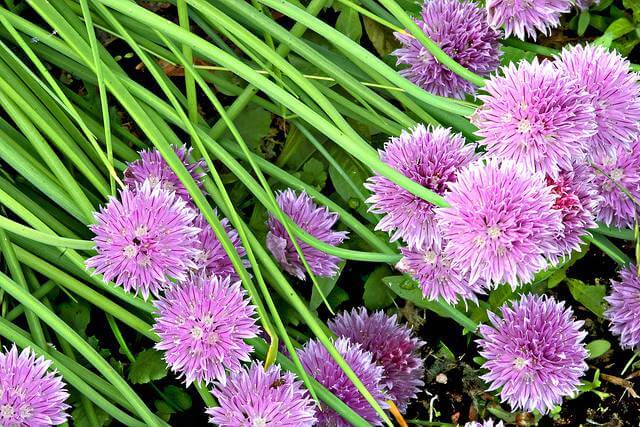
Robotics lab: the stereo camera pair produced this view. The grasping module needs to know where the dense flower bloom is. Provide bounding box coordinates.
[328,308,425,410]
[473,59,596,178]
[605,265,640,350]
[206,362,316,426]
[365,125,478,250]
[398,243,485,304]
[0,345,70,426]
[465,420,505,427]
[124,145,207,203]
[298,337,387,426]
[153,275,259,385]
[555,44,640,154]
[486,0,571,39]
[477,294,588,414]
[86,181,199,300]
[266,189,348,280]
[436,159,562,287]
[193,214,247,279]
[590,141,640,228]
[393,0,501,98]
[546,163,600,264]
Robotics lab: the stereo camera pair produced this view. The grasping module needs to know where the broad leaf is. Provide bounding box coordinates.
[128,349,168,384]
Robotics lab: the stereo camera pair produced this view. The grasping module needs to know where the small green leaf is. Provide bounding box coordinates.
[363,265,395,310]
[59,301,91,337]
[363,16,398,57]
[71,405,111,427]
[221,105,272,153]
[163,385,192,411]
[310,261,344,310]
[336,8,362,42]
[327,286,350,310]
[128,349,168,384]
[578,10,591,36]
[567,278,606,317]
[586,339,611,359]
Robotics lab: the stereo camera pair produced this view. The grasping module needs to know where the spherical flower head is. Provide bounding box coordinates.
[365,125,478,250]
[436,159,562,288]
[398,243,485,304]
[193,214,248,279]
[297,337,388,426]
[0,345,70,426]
[605,265,640,350]
[86,181,200,300]
[477,294,588,414]
[590,141,640,229]
[153,275,260,386]
[486,0,571,40]
[555,44,640,154]
[465,420,505,427]
[546,163,600,265]
[393,0,501,99]
[266,189,348,280]
[328,308,424,411]
[124,145,207,203]
[206,362,316,427]
[473,58,596,178]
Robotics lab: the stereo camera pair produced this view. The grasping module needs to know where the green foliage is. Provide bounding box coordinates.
[586,339,611,359]
[567,278,607,317]
[59,300,91,337]
[128,349,168,385]
[363,265,395,309]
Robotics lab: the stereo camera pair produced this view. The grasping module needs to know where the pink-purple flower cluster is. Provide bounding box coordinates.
[393,0,501,99]
[0,345,70,426]
[605,265,640,350]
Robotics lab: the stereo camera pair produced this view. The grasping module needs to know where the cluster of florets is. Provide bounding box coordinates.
[369,41,640,416]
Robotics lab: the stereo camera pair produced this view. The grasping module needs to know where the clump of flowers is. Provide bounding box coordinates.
[465,420,505,427]
[398,243,486,303]
[473,58,596,177]
[86,181,200,300]
[124,145,207,203]
[555,44,640,154]
[206,362,316,426]
[297,337,387,426]
[393,0,501,98]
[546,163,600,264]
[266,189,348,280]
[486,0,572,40]
[193,214,247,279]
[477,294,588,414]
[436,159,562,287]
[329,308,425,410]
[0,345,70,426]
[365,125,478,250]
[605,265,640,350]
[590,141,640,229]
[153,275,259,385]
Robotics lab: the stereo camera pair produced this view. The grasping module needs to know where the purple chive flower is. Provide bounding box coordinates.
[266,189,348,280]
[477,294,588,414]
[465,420,505,427]
[546,163,600,264]
[365,125,478,250]
[473,58,596,178]
[86,181,200,300]
[298,337,388,426]
[555,44,640,154]
[206,362,317,427]
[436,159,562,288]
[153,275,259,386]
[590,141,640,229]
[393,0,501,99]
[193,214,247,279]
[124,145,207,203]
[605,265,640,350]
[329,308,424,411]
[486,0,572,40]
[397,243,485,304]
[0,345,70,426]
